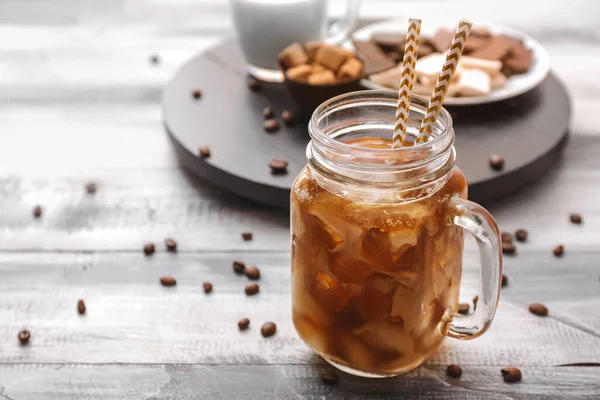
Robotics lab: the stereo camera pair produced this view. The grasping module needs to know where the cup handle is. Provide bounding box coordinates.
[326,0,362,44]
[443,196,502,340]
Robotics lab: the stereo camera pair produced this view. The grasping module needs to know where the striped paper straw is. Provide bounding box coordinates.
[417,19,473,143]
[393,18,422,148]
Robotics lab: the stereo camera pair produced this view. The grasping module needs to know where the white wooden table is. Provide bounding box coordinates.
[0,0,599,398]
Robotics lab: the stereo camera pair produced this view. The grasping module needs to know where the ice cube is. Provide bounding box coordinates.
[354,322,415,357]
[337,331,379,370]
[330,254,373,284]
[310,271,351,312]
[292,314,330,354]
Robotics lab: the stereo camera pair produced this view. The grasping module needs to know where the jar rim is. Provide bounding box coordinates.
[308,90,454,166]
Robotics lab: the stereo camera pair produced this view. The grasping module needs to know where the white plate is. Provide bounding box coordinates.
[349,18,551,106]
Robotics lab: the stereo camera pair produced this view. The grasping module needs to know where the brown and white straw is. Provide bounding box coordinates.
[393,18,422,148]
[417,19,472,143]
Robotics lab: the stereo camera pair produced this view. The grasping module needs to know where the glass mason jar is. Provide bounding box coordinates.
[291,90,502,378]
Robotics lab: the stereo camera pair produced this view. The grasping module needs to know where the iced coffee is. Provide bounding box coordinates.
[291,138,468,376]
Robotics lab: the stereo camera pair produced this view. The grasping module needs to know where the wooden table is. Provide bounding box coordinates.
[1,0,599,398]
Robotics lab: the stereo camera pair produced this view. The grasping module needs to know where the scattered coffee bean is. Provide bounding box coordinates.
[149,54,160,64]
[245,282,260,295]
[320,370,339,385]
[203,282,213,294]
[263,105,274,119]
[261,322,277,338]
[263,118,280,133]
[199,146,211,158]
[515,229,528,242]
[245,266,261,280]
[160,276,177,287]
[529,303,548,317]
[446,364,463,378]
[502,274,508,287]
[165,238,177,252]
[281,109,295,124]
[247,77,261,91]
[241,232,253,241]
[501,367,522,383]
[77,299,86,315]
[233,260,246,274]
[143,243,155,256]
[269,159,288,175]
[192,89,202,99]
[489,154,505,170]
[502,241,516,255]
[85,182,97,194]
[501,232,513,244]
[570,213,582,224]
[458,303,469,315]
[553,245,564,257]
[33,205,42,218]
[238,318,250,331]
[18,329,31,345]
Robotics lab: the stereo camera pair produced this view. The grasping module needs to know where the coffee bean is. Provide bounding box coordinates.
[529,303,548,317]
[281,109,295,124]
[245,282,260,295]
[570,213,582,224]
[458,303,469,315]
[489,154,505,170]
[18,329,31,345]
[85,182,97,194]
[320,370,339,385]
[165,238,177,252]
[446,364,463,378]
[261,322,277,338]
[269,159,288,175]
[245,266,260,280]
[149,54,160,64]
[501,232,513,244]
[553,245,564,257]
[33,205,42,218]
[77,299,86,315]
[233,260,246,274]
[263,118,280,133]
[247,77,261,91]
[192,89,202,99]
[160,276,177,287]
[502,241,516,255]
[143,243,155,256]
[203,282,213,294]
[502,274,508,287]
[238,318,250,331]
[241,232,253,241]
[263,105,274,119]
[199,146,211,158]
[501,367,522,383]
[515,229,528,242]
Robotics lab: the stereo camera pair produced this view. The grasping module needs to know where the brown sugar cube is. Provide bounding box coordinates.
[305,41,323,61]
[310,63,326,73]
[307,69,336,85]
[285,64,313,82]
[278,42,309,69]
[314,44,349,72]
[503,42,533,75]
[336,57,363,80]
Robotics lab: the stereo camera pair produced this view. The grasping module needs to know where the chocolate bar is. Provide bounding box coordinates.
[469,35,516,61]
[502,42,532,75]
[352,40,397,76]
[371,32,406,52]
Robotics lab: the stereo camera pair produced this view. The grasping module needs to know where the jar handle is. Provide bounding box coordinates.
[325,0,362,44]
[444,196,502,340]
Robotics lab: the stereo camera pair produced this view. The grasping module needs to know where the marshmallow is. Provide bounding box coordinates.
[456,69,491,97]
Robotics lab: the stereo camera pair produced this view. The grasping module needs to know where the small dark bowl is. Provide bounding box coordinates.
[279,61,364,111]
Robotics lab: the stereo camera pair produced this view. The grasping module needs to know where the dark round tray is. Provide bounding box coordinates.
[162,39,570,208]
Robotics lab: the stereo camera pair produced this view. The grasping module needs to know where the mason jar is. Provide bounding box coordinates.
[291,90,502,378]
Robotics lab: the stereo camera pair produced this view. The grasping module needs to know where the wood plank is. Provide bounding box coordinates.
[0,364,598,399]
[0,252,598,366]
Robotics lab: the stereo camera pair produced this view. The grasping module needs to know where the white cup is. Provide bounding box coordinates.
[230,0,361,82]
